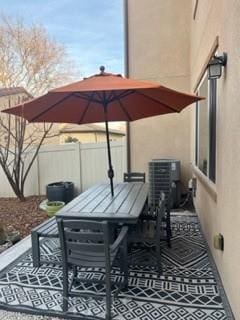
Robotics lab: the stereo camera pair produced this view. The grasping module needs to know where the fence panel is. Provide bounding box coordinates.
[0,165,16,198]
[80,141,126,191]
[0,152,38,198]
[0,140,126,198]
[37,143,81,195]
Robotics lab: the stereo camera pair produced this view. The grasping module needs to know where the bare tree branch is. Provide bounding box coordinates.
[0,15,77,200]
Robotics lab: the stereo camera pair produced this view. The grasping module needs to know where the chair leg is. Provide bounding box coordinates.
[155,213,162,275]
[155,238,162,274]
[122,238,128,289]
[166,211,172,248]
[31,232,40,268]
[73,265,77,278]
[62,266,69,313]
[105,269,112,320]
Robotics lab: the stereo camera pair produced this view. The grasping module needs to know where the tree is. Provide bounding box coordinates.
[65,136,79,143]
[0,15,76,201]
[0,15,75,96]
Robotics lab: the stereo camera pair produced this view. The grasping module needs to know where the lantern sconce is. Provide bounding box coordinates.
[208,52,227,80]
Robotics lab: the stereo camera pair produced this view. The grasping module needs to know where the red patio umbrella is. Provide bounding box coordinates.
[3,66,203,196]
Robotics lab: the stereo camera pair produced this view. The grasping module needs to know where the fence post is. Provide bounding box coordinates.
[122,137,127,174]
[76,142,82,194]
[36,151,41,196]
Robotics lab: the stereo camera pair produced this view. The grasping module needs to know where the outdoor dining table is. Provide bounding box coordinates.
[31,182,148,267]
[56,182,148,224]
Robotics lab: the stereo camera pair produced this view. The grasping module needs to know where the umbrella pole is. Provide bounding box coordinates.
[104,105,114,197]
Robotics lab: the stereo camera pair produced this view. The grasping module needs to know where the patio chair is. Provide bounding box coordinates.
[128,194,165,274]
[57,219,128,320]
[144,162,173,247]
[140,191,172,248]
[123,172,146,183]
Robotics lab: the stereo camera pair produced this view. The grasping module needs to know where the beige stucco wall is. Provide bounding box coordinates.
[127,0,192,187]
[127,0,240,317]
[190,0,240,318]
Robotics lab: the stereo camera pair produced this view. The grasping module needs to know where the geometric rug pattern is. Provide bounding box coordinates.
[0,214,230,319]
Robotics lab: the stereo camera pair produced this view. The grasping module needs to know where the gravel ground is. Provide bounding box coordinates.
[0,197,62,319]
[0,310,63,320]
[0,196,48,238]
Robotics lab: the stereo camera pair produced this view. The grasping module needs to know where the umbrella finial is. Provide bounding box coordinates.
[99,66,105,74]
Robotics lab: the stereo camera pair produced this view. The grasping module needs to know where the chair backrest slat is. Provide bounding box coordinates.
[62,220,105,231]
[67,241,105,253]
[68,255,108,265]
[124,172,146,183]
[65,230,104,242]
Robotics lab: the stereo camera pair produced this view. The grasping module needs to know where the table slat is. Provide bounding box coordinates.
[92,183,126,213]
[117,183,142,214]
[104,183,134,214]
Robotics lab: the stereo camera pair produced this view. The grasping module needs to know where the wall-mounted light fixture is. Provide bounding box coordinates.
[208,52,227,80]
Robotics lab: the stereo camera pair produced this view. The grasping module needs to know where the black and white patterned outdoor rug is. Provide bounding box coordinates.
[0,213,232,319]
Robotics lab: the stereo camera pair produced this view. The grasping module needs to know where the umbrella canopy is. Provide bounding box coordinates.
[3,66,203,196]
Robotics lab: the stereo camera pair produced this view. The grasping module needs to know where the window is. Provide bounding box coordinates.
[195,72,217,183]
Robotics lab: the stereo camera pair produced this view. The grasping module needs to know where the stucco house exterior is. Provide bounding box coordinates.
[0,87,60,145]
[0,87,31,111]
[59,123,125,144]
[0,87,32,145]
[125,0,240,318]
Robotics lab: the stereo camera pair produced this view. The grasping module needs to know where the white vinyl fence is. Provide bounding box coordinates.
[0,140,126,198]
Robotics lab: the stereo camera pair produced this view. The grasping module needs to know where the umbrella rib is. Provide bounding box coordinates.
[109,90,135,103]
[96,91,104,102]
[29,93,74,122]
[106,91,115,103]
[136,91,179,113]
[73,92,102,104]
[73,90,135,105]
[77,92,95,124]
[112,91,132,121]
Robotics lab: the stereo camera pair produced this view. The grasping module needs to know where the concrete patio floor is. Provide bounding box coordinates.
[0,310,61,320]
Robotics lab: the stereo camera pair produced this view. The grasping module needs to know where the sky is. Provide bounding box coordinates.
[0,0,124,78]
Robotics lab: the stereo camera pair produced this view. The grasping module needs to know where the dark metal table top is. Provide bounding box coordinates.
[56,182,148,223]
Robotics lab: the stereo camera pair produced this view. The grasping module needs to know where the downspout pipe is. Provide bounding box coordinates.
[123,0,131,173]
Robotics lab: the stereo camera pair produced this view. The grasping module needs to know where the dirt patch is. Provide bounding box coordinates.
[0,196,48,238]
